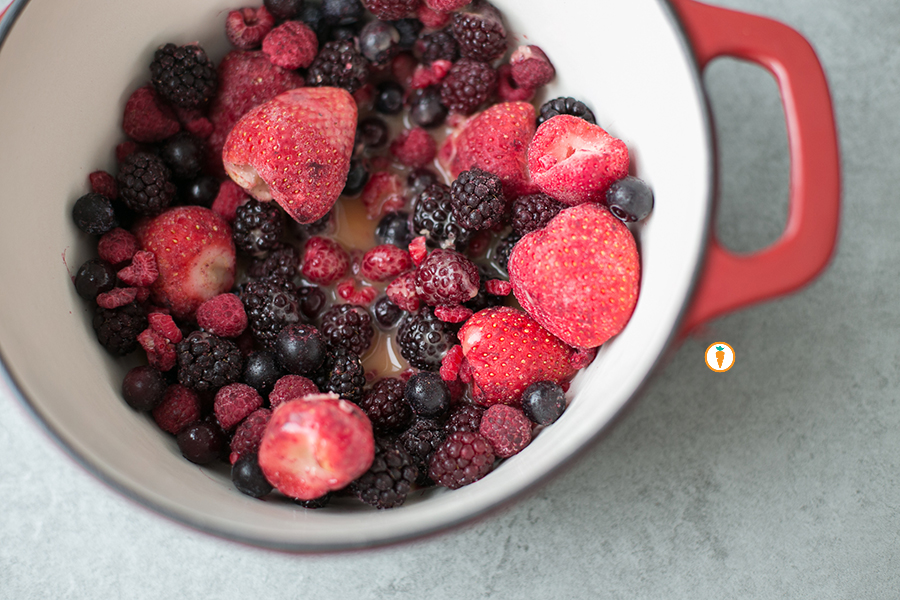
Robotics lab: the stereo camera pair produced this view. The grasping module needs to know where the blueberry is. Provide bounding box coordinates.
[373,296,402,328]
[74,258,116,300]
[294,492,332,508]
[121,365,168,411]
[374,81,405,115]
[297,286,327,321]
[356,116,389,150]
[232,453,273,498]
[343,157,369,195]
[72,192,117,235]
[404,372,451,419]
[391,18,422,50]
[406,168,439,199]
[264,0,304,20]
[176,420,226,465]
[521,380,566,425]
[275,324,327,375]
[159,131,205,180]
[605,176,654,223]
[242,350,284,396]
[298,2,331,44]
[179,175,221,208]
[375,210,412,248]
[330,24,359,42]
[409,86,448,128]
[322,0,364,25]
[359,20,399,64]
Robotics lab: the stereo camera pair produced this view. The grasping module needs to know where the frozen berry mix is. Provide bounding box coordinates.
[68,0,654,508]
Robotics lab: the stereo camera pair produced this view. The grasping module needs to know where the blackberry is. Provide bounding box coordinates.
[399,418,447,485]
[492,230,520,273]
[176,331,243,392]
[450,2,507,62]
[392,18,422,50]
[396,308,455,371]
[240,277,302,349]
[363,0,418,21]
[450,168,506,230]
[233,198,284,257]
[307,40,370,93]
[93,301,147,356]
[445,403,485,435]
[359,377,411,433]
[428,431,495,489]
[350,438,418,509]
[411,183,473,250]
[314,347,366,402]
[74,258,116,301]
[319,304,374,355]
[372,296,402,329]
[72,193,117,235]
[415,28,459,64]
[440,58,498,115]
[159,131,205,180]
[149,43,217,109]
[116,152,176,216]
[246,242,299,280]
[536,97,596,127]
[510,193,565,236]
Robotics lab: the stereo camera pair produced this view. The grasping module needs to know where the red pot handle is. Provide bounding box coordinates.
[670,0,841,336]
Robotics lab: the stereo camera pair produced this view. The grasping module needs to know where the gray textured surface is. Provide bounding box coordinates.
[3,0,898,597]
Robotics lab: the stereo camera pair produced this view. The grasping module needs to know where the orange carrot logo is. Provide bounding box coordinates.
[705,342,735,372]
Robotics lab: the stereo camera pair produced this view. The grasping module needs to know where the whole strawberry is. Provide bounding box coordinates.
[457,306,578,406]
[223,87,357,224]
[508,203,640,349]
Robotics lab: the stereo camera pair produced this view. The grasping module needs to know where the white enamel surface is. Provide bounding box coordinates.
[0,0,711,548]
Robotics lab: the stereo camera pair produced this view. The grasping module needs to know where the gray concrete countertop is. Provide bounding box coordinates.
[3,0,898,597]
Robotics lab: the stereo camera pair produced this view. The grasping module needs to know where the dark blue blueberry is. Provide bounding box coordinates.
[74,258,116,300]
[179,175,221,208]
[159,131,205,180]
[322,0,364,25]
[392,18,422,50]
[72,192,117,235]
[232,453,273,498]
[264,0,304,20]
[299,1,331,45]
[176,420,226,465]
[604,176,654,223]
[242,350,284,396]
[356,116,389,150]
[374,81,405,115]
[404,372,451,419]
[275,324,327,375]
[343,157,369,195]
[359,20,399,64]
[406,168,439,199]
[521,380,566,425]
[375,210,412,248]
[121,365,167,412]
[409,86,448,128]
[373,296,403,329]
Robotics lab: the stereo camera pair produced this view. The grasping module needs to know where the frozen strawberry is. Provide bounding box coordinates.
[223,87,357,224]
[439,101,538,197]
[152,384,201,434]
[117,251,158,287]
[207,50,305,175]
[269,374,319,410]
[210,179,249,222]
[360,172,405,219]
[138,327,177,371]
[96,287,139,309]
[301,236,350,285]
[89,171,118,200]
[508,203,640,349]
[122,85,181,143]
[196,293,247,338]
[479,404,532,458]
[225,6,275,50]
[214,383,264,431]
[359,244,413,282]
[527,115,630,205]
[458,306,578,406]
[97,228,139,266]
[262,20,318,70]
[335,278,377,306]
[258,394,375,500]
[148,312,182,343]
[509,45,555,89]
[229,407,272,463]
[390,127,437,168]
[133,206,236,320]
[386,271,420,312]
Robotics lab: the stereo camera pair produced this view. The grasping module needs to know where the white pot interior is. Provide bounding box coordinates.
[0,0,711,549]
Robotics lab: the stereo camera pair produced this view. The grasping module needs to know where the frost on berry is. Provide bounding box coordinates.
[336,278,378,306]
[386,271,421,312]
[414,248,480,306]
[302,236,350,285]
[138,327,177,372]
[360,244,413,282]
[117,251,158,287]
[96,287,139,309]
[98,228,139,266]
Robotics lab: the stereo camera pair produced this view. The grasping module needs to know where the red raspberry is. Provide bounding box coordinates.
[134,287,151,303]
[386,271,420,312]
[302,236,350,285]
[364,0,420,21]
[148,312,183,343]
[478,404,532,458]
[497,63,535,102]
[152,384,201,434]
[390,127,437,168]
[434,304,473,323]
[229,408,272,463]
[485,279,511,296]
[173,106,215,139]
[440,344,464,382]
[570,347,598,370]
[410,60,452,89]
[423,0,469,11]
[269,374,319,410]
[89,171,118,200]
[335,278,378,306]
[210,179,249,222]
[415,248,480,306]
[196,293,247,338]
[418,4,451,28]
[214,383,264,431]
[360,244,413,282]
[122,85,181,143]
[96,287,139,309]
[262,20,318,70]
[408,236,428,266]
[117,251,158,287]
[428,431,495,489]
[360,172,405,219]
[137,327,177,371]
[509,45,555,89]
[225,6,275,50]
[97,228,138,266]
[115,141,140,163]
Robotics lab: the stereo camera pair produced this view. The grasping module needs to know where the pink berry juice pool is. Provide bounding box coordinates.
[68,0,652,509]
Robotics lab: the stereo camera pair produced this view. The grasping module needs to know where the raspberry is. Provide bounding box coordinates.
[496,63,535,102]
[450,1,507,62]
[320,304,374,355]
[138,326,177,371]
[415,248,480,306]
[152,384,202,434]
[214,383,264,431]
[176,331,243,392]
[509,45,555,89]
[335,278,378,306]
[510,192,565,236]
[478,404,531,458]
[96,287,139,310]
[428,431,495,489]
[247,242,299,280]
[197,293,248,338]
[122,85,181,143]
[390,127,437,168]
[93,301,148,356]
[363,0,419,20]
[240,277,302,349]
[225,6,276,50]
[301,236,350,285]
[440,58,497,115]
[117,251,158,287]
[360,171,405,219]
[536,96,596,127]
[450,168,506,230]
[349,438,418,509]
[89,171,118,200]
[359,377,411,433]
[386,271,421,312]
[359,244,413,282]
[314,347,366,402]
[439,344,464,382]
[97,229,138,267]
[211,179,249,222]
[232,198,284,257]
[396,308,455,371]
[150,43,218,108]
[411,183,473,250]
[417,3,451,28]
[306,40,370,94]
[229,408,272,463]
[262,20,319,70]
[492,230,520,273]
[445,403,485,435]
[116,152,176,216]
[434,304,472,323]
[423,0,470,12]
[484,279,511,296]
[399,418,446,485]
[408,236,428,266]
[415,28,458,64]
[268,374,319,410]
[148,312,183,343]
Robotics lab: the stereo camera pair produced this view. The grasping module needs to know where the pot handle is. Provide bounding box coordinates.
[670,0,840,336]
